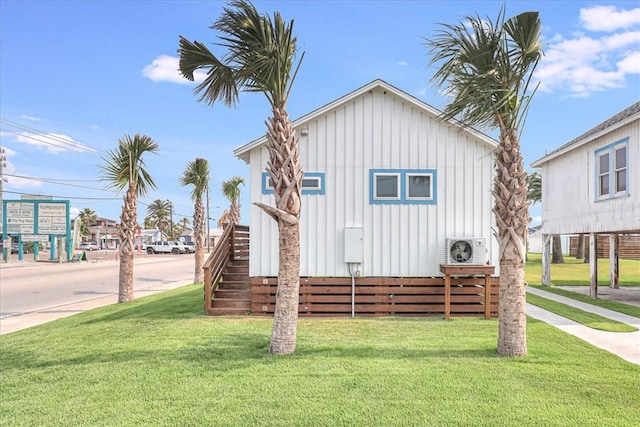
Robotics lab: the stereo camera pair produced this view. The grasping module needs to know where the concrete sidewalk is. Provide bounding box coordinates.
[526,287,640,365]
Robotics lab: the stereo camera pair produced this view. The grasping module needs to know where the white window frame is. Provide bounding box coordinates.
[405,173,433,201]
[595,138,629,201]
[373,172,401,201]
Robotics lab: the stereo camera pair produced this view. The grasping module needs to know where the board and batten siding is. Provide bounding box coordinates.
[539,120,639,234]
[248,86,497,277]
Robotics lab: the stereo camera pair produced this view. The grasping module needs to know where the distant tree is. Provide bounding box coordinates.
[147,199,170,240]
[179,0,304,354]
[143,216,156,229]
[180,217,191,233]
[427,9,543,357]
[526,172,563,263]
[180,158,210,284]
[101,134,158,303]
[77,208,97,238]
[222,176,245,226]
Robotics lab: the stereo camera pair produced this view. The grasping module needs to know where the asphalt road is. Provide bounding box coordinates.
[0,252,196,334]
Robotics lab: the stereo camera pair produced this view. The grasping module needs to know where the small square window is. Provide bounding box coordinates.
[406,174,432,200]
[374,174,400,199]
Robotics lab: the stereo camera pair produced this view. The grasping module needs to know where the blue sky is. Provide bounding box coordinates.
[1,0,639,230]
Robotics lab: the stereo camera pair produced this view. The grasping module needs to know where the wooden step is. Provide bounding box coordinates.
[217,281,250,290]
[215,289,251,299]
[212,298,251,309]
[207,307,251,316]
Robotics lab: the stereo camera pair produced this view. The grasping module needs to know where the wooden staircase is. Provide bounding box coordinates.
[210,258,251,315]
[203,224,251,316]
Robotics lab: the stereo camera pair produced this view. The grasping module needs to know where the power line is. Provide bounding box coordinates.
[0,118,100,154]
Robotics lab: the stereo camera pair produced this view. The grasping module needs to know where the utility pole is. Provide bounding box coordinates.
[0,147,7,262]
[167,200,173,240]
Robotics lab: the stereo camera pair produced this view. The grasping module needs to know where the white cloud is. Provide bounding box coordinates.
[20,115,41,122]
[580,6,640,32]
[397,61,409,67]
[142,54,206,84]
[14,132,97,154]
[534,6,640,97]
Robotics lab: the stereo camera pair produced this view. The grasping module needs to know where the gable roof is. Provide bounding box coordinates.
[233,79,498,163]
[531,101,640,167]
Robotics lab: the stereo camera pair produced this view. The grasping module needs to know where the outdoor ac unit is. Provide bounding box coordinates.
[445,238,487,265]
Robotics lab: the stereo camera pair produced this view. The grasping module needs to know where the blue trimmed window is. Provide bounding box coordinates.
[369,169,437,204]
[595,138,628,201]
[262,172,325,195]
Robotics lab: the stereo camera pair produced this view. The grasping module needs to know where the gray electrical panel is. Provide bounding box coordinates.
[344,227,363,263]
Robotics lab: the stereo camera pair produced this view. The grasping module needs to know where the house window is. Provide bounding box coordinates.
[262,172,325,195]
[373,173,400,200]
[595,139,628,200]
[406,173,432,200]
[370,169,437,204]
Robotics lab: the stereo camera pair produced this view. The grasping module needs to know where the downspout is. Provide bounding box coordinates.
[348,263,356,318]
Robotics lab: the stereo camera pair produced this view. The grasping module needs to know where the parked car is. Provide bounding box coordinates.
[144,241,184,255]
[78,242,99,251]
[183,241,196,253]
[11,243,20,254]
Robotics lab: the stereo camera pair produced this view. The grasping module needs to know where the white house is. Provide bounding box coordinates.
[234,80,499,279]
[531,101,640,293]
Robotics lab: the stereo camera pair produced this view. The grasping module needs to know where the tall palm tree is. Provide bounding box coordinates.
[77,208,97,239]
[147,199,170,240]
[100,134,159,303]
[180,158,210,284]
[180,217,191,233]
[179,0,304,355]
[427,9,543,357]
[222,176,245,226]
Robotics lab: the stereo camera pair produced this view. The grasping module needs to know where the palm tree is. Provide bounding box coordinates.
[426,9,542,357]
[179,0,304,355]
[147,199,170,241]
[77,208,97,239]
[180,158,210,284]
[100,134,159,303]
[222,176,245,226]
[180,217,191,234]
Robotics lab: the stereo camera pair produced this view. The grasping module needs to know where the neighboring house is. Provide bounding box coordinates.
[531,101,640,294]
[88,217,119,249]
[135,229,165,247]
[234,79,500,280]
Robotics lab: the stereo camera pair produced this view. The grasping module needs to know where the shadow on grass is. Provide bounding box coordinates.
[80,285,205,324]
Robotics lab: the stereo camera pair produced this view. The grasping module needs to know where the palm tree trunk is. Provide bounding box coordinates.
[576,234,585,259]
[269,219,300,354]
[118,187,137,303]
[255,105,303,355]
[494,129,528,357]
[193,198,205,284]
[552,235,564,263]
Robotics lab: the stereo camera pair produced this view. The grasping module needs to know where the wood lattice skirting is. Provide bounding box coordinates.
[250,274,499,318]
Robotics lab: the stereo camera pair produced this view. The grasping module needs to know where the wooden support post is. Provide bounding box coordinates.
[589,232,598,299]
[444,273,451,320]
[609,234,619,289]
[484,274,491,320]
[541,234,551,287]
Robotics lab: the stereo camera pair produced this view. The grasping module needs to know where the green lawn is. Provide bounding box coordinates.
[1,285,639,426]
[525,253,640,286]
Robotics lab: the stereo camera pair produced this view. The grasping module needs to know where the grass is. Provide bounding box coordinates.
[525,253,640,287]
[2,285,639,426]
[525,292,637,332]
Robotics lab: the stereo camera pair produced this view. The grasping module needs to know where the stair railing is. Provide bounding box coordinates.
[203,224,235,313]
